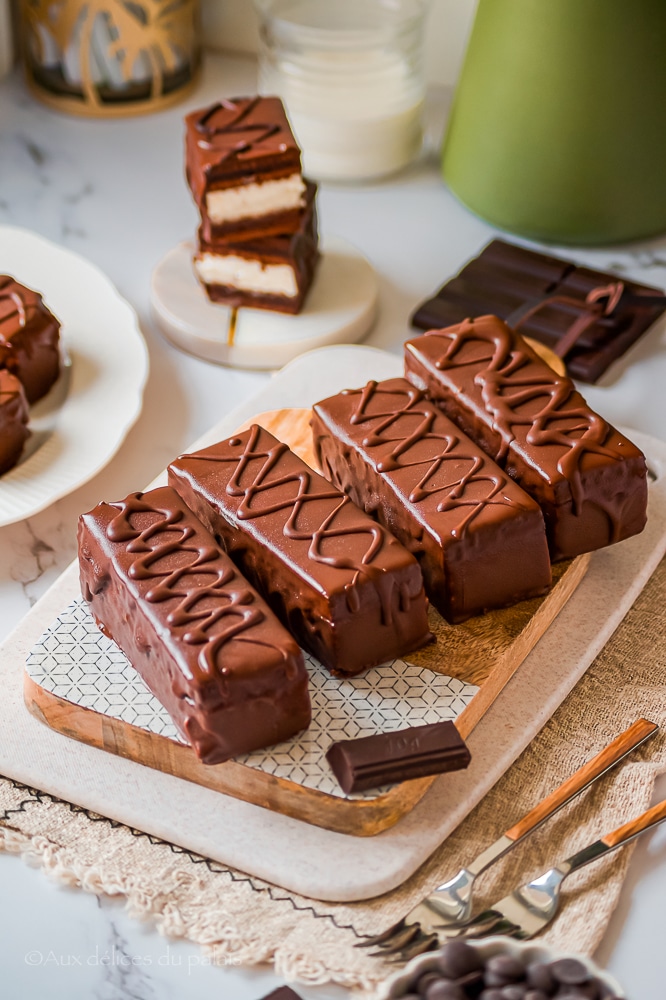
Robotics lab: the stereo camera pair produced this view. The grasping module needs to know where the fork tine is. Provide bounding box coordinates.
[355,919,406,948]
[389,932,440,964]
[456,917,519,940]
[366,922,424,956]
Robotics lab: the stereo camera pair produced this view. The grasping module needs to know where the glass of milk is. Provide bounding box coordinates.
[256,0,429,182]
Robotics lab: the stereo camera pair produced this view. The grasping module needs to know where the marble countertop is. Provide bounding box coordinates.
[1,51,666,1000]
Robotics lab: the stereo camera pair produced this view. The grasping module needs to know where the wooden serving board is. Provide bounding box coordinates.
[24,406,588,837]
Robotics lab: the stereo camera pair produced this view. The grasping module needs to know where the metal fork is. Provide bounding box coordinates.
[449,796,666,943]
[358,717,657,960]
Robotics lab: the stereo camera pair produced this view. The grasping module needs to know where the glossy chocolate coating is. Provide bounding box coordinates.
[312,378,551,623]
[410,238,666,383]
[405,317,648,560]
[185,96,304,239]
[78,487,311,765]
[0,275,61,404]
[326,720,471,794]
[168,425,431,677]
[196,181,319,315]
[0,369,29,475]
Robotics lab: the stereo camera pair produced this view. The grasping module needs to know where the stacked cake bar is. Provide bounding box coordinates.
[185,97,319,314]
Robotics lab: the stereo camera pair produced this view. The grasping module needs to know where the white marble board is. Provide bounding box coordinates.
[1,345,665,902]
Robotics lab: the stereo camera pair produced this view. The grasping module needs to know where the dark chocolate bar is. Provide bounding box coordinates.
[168,425,432,677]
[410,238,666,383]
[312,378,551,623]
[0,275,61,403]
[185,97,306,242]
[405,316,648,560]
[194,181,319,315]
[78,486,311,765]
[0,369,29,475]
[326,721,471,794]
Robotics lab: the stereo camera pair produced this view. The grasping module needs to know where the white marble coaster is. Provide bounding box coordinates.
[150,235,378,370]
[26,598,478,800]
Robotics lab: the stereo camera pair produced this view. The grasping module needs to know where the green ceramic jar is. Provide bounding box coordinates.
[442,0,666,245]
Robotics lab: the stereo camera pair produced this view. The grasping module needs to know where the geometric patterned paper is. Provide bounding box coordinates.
[26,598,478,800]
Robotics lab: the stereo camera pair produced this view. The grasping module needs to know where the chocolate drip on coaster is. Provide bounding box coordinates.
[227,306,238,346]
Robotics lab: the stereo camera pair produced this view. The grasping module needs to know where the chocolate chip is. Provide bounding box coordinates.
[426,982,465,1000]
[479,990,505,1000]
[485,955,525,988]
[437,941,484,980]
[524,992,549,1000]
[260,989,305,1000]
[549,960,590,986]
[526,963,557,995]
[417,971,441,995]
[455,970,485,993]
[597,985,621,1000]
[501,986,527,1000]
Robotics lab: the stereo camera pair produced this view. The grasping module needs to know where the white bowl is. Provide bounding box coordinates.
[378,937,625,998]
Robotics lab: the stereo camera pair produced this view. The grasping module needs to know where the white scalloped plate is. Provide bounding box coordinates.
[0,226,149,526]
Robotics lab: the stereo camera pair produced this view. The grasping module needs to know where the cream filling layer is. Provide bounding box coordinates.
[195,253,299,298]
[205,174,306,224]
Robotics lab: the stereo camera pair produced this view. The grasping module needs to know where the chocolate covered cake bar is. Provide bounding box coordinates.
[0,370,29,475]
[185,97,307,242]
[410,239,666,383]
[194,181,319,314]
[78,487,311,765]
[0,275,61,403]
[405,316,648,560]
[168,425,432,676]
[312,378,551,622]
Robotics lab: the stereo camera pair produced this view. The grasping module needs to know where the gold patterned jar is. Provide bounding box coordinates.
[20,0,200,117]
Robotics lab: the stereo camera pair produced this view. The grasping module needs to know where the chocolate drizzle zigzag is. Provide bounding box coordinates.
[195,97,282,162]
[430,318,619,512]
[186,425,410,622]
[344,380,526,539]
[0,275,35,338]
[104,492,275,674]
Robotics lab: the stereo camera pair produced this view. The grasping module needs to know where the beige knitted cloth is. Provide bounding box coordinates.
[1,558,665,997]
